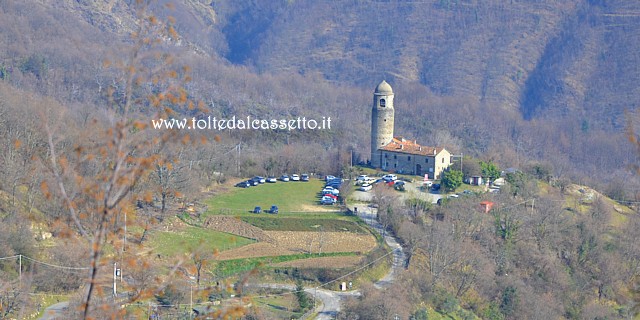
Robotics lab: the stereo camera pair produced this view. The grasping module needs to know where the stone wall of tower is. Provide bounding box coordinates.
[371,90,394,168]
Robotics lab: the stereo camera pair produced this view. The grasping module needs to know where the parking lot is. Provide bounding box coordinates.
[349,180,443,204]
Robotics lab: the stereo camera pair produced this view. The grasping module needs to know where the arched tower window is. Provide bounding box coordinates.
[380,99,386,107]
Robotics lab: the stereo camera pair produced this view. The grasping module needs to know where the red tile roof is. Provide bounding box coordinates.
[379,137,444,156]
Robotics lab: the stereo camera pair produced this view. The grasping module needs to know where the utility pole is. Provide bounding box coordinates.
[350,148,353,168]
[123,211,127,252]
[18,255,21,287]
[235,143,241,175]
[113,262,117,297]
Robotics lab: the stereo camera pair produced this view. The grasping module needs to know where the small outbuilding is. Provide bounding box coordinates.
[480,201,494,213]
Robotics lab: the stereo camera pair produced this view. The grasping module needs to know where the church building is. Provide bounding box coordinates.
[370,80,452,180]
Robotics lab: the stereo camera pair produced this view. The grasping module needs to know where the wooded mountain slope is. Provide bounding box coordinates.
[221,0,640,131]
[24,1,640,131]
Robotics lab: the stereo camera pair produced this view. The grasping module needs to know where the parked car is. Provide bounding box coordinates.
[394,181,406,191]
[355,175,369,185]
[280,175,290,182]
[266,176,277,183]
[320,197,337,205]
[268,205,279,214]
[382,174,398,182]
[252,176,266,184]
[423,181,433,188]
[291,174,300,181]
[432,183,441,191]
[359,183,373,191]
[252,206,261,214]
[301,174,310,181]
[364,177,377,185]
[325,175,336,181]
[235,181,251,188]
[326,179,343,188]
[322,186,340,195]
[323,194,338,200]
[326,183,342,190]
[248,179,259,186]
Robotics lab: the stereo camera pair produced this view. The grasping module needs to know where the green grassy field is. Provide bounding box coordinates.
[240,216,368,233]
[204,179,334,215]
[211,252,356,277]
[253,294,306,319]
[149,226,255,257]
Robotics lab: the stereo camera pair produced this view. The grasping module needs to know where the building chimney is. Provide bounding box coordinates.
[400,145,404,150]
[419,146,422,151]
[433,149,436,155]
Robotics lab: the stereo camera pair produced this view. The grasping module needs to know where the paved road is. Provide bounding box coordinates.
[352,205,406,289]
[306,287,359,320]
[39,301,69,320]
[308,205,407,319]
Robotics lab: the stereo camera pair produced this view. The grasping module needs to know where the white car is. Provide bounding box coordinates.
[358,183,373,191]
[291,174,300,181]
[355,175,369,185]
[322,187,340,195]
[364,177,377,185]
[383,174,397,182]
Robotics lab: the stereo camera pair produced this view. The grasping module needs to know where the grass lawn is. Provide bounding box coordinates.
[204,179,332,215]
[212,252,356,277]
[240,216,368,233]
[149,226,255,257]
[253,294,306,319]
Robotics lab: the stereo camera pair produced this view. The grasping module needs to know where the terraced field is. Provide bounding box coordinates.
[165,178,384,278]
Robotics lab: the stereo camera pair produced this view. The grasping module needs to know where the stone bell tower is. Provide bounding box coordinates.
[371,80,394,168]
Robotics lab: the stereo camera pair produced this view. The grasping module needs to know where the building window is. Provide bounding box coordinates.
[394,154,397,159]
[380,99,386,107]
[394,163,397,168]
[442,158,444,163]
[385,153,388,158]
[408,156,411,161]
[425,158,429,163]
